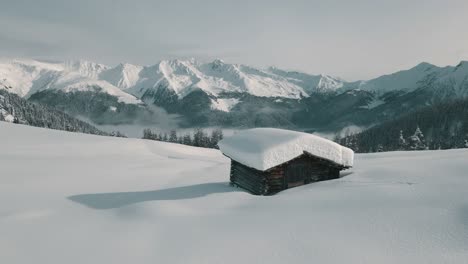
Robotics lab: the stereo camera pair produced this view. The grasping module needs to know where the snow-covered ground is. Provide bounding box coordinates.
[1,122,467,264]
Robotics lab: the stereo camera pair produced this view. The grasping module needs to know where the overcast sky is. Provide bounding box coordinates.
[1,0,467,80]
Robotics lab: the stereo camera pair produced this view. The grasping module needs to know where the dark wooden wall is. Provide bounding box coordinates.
[230,160,268,195]
[230,153,347,195]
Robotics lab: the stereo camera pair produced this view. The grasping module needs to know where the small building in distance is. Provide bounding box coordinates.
[218,128,354,195]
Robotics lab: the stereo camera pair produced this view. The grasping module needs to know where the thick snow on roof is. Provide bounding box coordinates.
[218,128,354,171]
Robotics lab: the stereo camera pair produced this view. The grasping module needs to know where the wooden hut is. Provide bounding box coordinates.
[218,128,354,195]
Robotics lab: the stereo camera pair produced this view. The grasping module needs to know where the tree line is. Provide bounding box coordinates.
[337,98,468,153]
[0,89,108,135]
[142,128,224,149]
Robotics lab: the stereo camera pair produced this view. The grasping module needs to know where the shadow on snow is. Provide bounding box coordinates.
[69,172,354,210]
[68,182,241,210]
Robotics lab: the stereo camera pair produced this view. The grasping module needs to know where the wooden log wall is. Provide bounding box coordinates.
[264,166,285,195]
[230,160,268,195]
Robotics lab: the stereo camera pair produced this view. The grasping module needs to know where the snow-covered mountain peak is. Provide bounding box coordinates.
[454,61,468,71]
[158,59,199,73]
[353,62,441,95]
[10,59,64,71]
[210,58,227,69]
[266,67,345,94]
[415,61,435,69]
[117,62,140,69]
[212,58,225,64]
[153,59,205,96]
[316,74,344,92]
[64,60,109,79]
[100,63,143,90]
[157,58,199,70]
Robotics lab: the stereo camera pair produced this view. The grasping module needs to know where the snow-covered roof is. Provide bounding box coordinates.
[218,128,354,171]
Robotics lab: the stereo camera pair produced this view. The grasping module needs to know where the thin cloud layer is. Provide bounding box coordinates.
[1,0,467,80]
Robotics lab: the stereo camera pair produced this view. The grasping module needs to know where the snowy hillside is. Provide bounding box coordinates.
[1,122,467,264]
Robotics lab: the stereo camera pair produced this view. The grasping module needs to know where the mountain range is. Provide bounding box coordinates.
[1,58,468,131]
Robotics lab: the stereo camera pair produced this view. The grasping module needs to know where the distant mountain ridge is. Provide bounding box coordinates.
[1,58,468,130]
[0,59,140,104]
[346,61,468,97]
[0,58,344,106]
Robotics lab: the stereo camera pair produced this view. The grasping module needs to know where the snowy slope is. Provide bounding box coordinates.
[1,122,467,264]
[210,98,240,112]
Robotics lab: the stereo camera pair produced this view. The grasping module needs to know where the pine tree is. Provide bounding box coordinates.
[177,137,184,144]
[114,131,127,138]
[209,128,224,148]
[142,128,152,139]
[332,133,341,143]
[169,130,178,143]
[343,136,350,148]
[193,128,205,147]
[408,126,427,150]
[200,132,210,147]
[350,135,359,152]
[182,134,192,145]
[377,144,384,152]
[398,130,407,150]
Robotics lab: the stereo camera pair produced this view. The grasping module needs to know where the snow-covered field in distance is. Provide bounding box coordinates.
[0,122,467,264]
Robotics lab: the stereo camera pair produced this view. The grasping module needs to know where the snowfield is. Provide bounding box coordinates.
[1,122,467,264]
